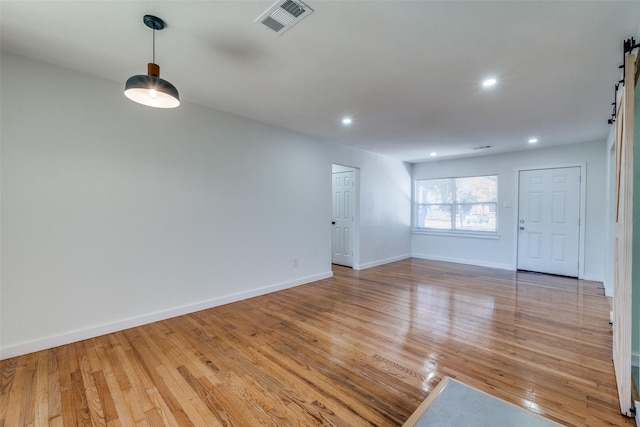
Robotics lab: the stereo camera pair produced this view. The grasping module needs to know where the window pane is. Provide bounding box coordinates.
[459,203,497,232]
[416,179,452,204]
[421,204,452,229]
[456,176,497,203]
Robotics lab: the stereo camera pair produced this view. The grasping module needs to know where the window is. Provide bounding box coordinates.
[414,175,498,233]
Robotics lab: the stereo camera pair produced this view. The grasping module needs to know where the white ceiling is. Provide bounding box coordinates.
[2,1,640,163]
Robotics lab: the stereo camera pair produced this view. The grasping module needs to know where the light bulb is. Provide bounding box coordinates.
[482,78,497,87]
[149,89,158,99]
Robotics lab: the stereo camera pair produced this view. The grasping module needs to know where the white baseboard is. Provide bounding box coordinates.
[0,271,333,360]
[354,253,411,271]
[411,253,513,271]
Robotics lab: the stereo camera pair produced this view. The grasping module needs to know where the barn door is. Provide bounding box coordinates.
[612,49,635,418]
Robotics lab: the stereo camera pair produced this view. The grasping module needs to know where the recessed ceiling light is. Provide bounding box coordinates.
[482,78,497,88]
[342,117,352,125]
[528,138,538,144]
[430,152,437,157]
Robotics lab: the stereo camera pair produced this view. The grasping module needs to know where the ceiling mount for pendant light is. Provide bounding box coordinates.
[124,15,180,108]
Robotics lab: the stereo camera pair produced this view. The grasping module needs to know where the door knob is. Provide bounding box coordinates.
[519,226,525,230]
[332,221,336,225]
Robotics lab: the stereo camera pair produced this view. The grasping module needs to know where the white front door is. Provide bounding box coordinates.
[332,170,354,267]
[517,167,581,277]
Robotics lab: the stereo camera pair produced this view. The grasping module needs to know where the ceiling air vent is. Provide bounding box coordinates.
[255,0,314,35]
[472,145,494,150]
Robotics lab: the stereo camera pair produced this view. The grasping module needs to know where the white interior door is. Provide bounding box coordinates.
[332,170,354,267]
[517,167,581,277]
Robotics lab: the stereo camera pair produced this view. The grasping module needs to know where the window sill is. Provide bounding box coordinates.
[412,229,500,240]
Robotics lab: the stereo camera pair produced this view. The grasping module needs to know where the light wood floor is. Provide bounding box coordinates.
[0,259,633,426]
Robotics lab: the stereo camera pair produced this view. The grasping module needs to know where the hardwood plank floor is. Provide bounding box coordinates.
[0,259,633,426]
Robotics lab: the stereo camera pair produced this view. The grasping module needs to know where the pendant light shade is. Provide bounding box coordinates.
[124,15,180,109]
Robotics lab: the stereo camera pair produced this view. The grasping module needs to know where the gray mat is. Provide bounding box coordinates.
[414,379,561,427]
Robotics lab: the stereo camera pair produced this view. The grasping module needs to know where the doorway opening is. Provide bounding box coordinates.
[331,164,359,268]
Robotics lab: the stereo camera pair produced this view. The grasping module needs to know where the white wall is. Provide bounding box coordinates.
[412,141,608,281]
[0,53,411,358]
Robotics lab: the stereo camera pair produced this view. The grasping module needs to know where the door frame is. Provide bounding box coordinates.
[331,164,360,269]
[513,163,587,278]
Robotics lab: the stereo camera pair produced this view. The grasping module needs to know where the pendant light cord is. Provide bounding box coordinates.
[152,28,156,63]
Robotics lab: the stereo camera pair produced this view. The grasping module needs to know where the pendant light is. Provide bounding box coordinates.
[124,15,180,108]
